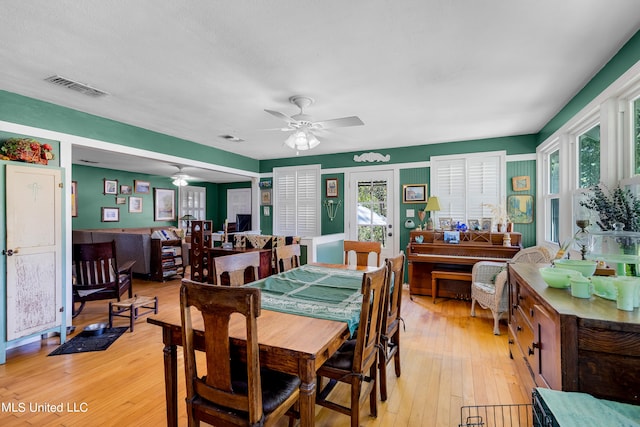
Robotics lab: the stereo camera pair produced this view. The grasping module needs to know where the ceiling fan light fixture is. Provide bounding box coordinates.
[284,129,320,151]
[172,174,189,187]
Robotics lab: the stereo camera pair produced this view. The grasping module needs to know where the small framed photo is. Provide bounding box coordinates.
[134,180,151,194]
[512,176,530,192]
[101,207,120,222]
[129,196,143,213]
[444,231,460,244]
[120,184,132,195]
[261,189,272,206]
[71,181,78,217]
[481,217,493,231]
[439,217,452,230]
[154,188,176,221]
[326,178,338,198]
[104,179,118,195]
[403,184,427,203]
[468,219,480,231]
[115,197,126,205]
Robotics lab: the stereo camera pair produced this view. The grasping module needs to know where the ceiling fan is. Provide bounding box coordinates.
[171,165,190,187]
[264,96,364,153]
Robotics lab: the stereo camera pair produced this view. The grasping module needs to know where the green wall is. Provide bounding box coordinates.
[71,164,213,229]
[507,160,537,247]
[0,90,259,174]
[321,173,344,235]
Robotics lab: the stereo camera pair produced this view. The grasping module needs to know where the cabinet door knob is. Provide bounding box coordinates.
[516,325,522,332]
[528,346,535,356]
[530,308,535,317]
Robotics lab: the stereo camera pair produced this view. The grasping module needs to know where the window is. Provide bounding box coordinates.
[430,152,505,225]
[273,165,320,236]
[547,149,560,243]
[179,185,206,228]
[578,124,600,188]
[634,97,640,175]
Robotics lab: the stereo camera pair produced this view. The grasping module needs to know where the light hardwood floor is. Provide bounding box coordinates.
[0,275,529,426]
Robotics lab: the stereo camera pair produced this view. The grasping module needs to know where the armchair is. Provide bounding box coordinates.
[471,246,551,335]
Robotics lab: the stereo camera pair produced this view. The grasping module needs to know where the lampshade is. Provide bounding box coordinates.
[180,214,196,221]
[425,196,441,212]
[172,174,189,187]
[284,129,320,152]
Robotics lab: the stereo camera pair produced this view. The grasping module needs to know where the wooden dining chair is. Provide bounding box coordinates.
[275,244,301,273]
[344,240,382,267]
[212,251,260,286]
[72,241,135,317]
[379,251,405,401]
[180,280,300,427]
[316,265,388,427]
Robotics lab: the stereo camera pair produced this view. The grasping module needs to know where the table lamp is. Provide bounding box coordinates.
[180,214,196,235]
[424,196,441,230]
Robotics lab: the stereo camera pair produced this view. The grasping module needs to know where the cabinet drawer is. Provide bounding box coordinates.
[513,306,534,361]
[516,283,536,322]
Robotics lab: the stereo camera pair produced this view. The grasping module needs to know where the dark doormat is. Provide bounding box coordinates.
[48,327,128,356]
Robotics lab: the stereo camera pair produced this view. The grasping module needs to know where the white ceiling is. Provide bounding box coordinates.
[1,1,640,182]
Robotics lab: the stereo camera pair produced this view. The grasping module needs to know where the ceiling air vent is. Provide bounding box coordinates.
[44,75,109,97]
[218,134,245,143]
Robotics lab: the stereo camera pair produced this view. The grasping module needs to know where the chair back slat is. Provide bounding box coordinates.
[275,244,301,273]
[213,252,260,286]
[383,251,405,337]
[344,240,382,267]
[74,241,118,288]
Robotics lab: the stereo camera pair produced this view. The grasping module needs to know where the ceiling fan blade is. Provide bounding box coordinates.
[264,109,297,123]
[314,116,364,129]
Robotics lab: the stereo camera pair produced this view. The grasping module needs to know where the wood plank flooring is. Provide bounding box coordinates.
[0,275,529,426]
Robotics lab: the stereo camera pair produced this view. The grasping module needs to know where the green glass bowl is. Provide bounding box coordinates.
[539,267,581,288]
[553,259,597,277]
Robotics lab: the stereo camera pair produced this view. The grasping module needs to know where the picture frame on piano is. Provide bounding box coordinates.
[468,219,480,231]
[444,231,460,244]
[481,217,493,231]
[439,217,452,230]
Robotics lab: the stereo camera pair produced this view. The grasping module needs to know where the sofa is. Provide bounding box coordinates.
[72,227,186,277]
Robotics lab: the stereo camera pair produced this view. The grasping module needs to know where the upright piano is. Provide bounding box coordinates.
[407,230,521,298]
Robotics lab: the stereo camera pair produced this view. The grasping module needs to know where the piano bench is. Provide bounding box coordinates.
[431,271,472,304]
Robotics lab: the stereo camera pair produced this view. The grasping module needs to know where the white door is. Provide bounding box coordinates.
[5,165,63,340]
[227,188,252,223]
[347,170,395,263]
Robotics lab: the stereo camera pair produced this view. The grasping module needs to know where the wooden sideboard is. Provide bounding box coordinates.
[406,230,521,298]
[508,263,640,404]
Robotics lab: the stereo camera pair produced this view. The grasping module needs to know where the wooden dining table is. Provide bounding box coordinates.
[147,263,375,427]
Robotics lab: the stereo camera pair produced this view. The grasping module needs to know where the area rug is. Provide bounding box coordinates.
[48,327,128,356]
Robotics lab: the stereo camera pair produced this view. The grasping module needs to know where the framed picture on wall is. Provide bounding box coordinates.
[512,176,530,191]
[115,197,126,205]
[154,188,176,221]
[129,196,143,213]
[508,194,534,223]
[134,180,150,194]
[403,184,427,203]
[260,189,272,206]
[101,207,120,222]
[120,184,132,195]
[104,179,118,195]
[71,181,78,217]
[326,178,338,198]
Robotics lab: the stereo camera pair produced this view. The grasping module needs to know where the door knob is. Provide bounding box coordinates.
[2,248,18,256]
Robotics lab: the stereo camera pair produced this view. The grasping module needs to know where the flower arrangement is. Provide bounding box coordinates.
[579,183,640,232]
[0,138,54,165]
[483,202,509,228]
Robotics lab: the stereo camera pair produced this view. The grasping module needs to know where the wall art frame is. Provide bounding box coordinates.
[512,175,530,192]
[71,181,78,217]
[129,196,143,213]
[326,178,338,198]
[508,194,534,223]
[403,184,427,203]
[104,179,118,195]
[134,180,150,194]
[101,207,120,222]
[154,188,176,221]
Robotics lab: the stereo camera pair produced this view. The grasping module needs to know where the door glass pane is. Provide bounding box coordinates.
[578,125,600,188]
[357,180,388,248]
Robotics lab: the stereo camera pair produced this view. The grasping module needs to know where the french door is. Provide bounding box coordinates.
[347,170,395,262]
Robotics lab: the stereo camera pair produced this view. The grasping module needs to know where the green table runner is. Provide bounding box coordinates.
[247,264,364,335]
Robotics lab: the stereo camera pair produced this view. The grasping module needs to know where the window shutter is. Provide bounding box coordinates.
[467,157,500,220]
[273,165,320,236]
[433,159,466,221]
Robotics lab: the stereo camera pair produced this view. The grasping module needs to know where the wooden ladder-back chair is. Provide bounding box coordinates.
[275,244,301,273]
[379,251,406,401]
[180,280,300,427]
[316,265,388,427]
[212,251,260,286]
[471,246,551,334]
[72,241,135,318]
[344,240,382,267]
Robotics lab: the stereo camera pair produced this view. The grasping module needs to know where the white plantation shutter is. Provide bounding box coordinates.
[273,165,320,236]
[430,152,505,225]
